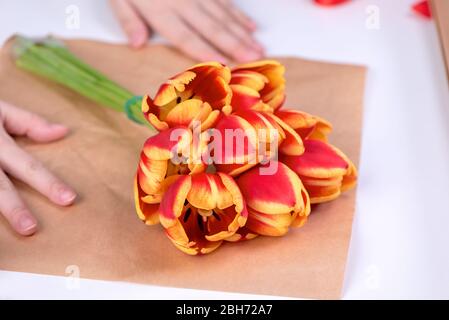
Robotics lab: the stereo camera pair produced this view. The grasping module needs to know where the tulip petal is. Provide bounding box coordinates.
[305,183,342,204]
[300,176,343,203]
[205,173,248,240]
[341,161,357,191]
[141,94,156,115]
[232,60,286,110]
[212,114,258,174]
[217,172,246,217]
[185,173,247,241]
[165,218,223,255]
[234,110,285,146]
[230,70,268,91]
[246,208,292,236]
[143,127,192,161]
[275,109,332,141]
[267,93,285,111]
[280,140,357,203]
[291,184,310,227]
[154,63,231,110]
[300,175,343,187]
[159,175,192,228]
[237,160,305,215]
[148,114,170,132]
[230,84,265,112]
[412,1,432,19]
[187,174,220,210]
[166,210,232,253]
[196,72,232,109]
[214,162,258,177]
[329,144,358,192]
[186,131,209,173]
[280,139,348,179]
[309,120,332,141]
[266,113,304,156]
[137,152,167,195]
[191,104,220,131]
[141,174,182,204]
[142,95,169,131]
[154,71,196,106]
[134,175,160,225]
[165,99,203,127]
[205,206,246,241]
[225,227,258,242]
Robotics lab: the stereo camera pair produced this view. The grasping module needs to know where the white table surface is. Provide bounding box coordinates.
[1,0,449,299]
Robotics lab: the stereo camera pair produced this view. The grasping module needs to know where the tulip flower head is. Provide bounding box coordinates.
[142,62,232,132]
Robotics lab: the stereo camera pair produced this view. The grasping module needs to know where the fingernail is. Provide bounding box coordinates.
[60,189,77,205]
[19,215,37,232]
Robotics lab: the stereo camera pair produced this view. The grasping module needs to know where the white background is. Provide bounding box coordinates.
[0,0,448,299]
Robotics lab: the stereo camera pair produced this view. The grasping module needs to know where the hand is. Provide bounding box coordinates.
[0,101,77,236]
[109,0,264,63]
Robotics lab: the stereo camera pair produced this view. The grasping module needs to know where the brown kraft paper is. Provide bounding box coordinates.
[0,39,366,299]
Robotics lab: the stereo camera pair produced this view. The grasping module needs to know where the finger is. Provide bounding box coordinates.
[200,0,263,53]
[179,5,262,63]
[142,12,229,63]
[0,169,37,236]
[109,0,150,48]
[0,101,68,143]
[217,0,257,32]
[0,142,77,207]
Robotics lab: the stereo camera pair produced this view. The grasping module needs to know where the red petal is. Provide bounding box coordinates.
[245,208,292,236]
[281,139,348,178]
[236,161,305,214]
[314,0,349,6]
[159,175,192,227]
[230,84,262,112]
[212,114,258,166]
[134,175,160,225]
[143,127,191,161]
[412,1,432,18]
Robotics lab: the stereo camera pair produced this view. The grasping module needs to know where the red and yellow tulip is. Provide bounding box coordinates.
[134,60,358,255]
[280,139,357,203]
[159,173,248,255]
[142,62,232,132]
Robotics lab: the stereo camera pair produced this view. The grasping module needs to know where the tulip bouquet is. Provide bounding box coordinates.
[12,36,356,256]
[136,61,357,255]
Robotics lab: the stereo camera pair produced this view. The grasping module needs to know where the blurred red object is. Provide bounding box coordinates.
[314,0,349,6]
[412,1,432,18]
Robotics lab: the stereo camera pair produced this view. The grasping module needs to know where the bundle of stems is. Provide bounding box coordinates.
[11,35,150,127]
